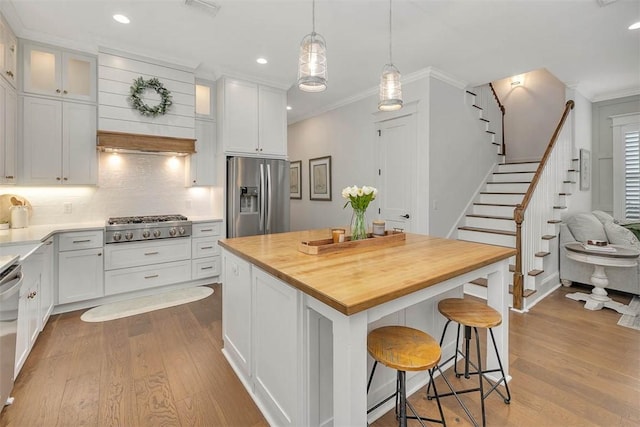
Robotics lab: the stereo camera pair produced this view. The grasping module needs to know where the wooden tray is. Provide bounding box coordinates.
[298,230,406,255]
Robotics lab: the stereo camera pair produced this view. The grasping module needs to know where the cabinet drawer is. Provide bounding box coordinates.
[192,256,220,280]
[105,238,191,270]
[192,222,222,238]
[58,230,103,251]
[192,237,220,259]
[105,260,191,296]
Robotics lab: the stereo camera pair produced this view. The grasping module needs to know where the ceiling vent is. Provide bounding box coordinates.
[184,0,220,17]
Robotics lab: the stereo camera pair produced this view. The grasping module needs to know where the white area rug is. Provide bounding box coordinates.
[81,286,213,322]
[617,296,640,331]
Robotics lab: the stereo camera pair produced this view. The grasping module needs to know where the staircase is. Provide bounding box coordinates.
[458,161,541,300]
[459,88,577,310]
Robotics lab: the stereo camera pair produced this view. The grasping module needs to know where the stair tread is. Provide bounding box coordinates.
[466,214,513,220]
[553,206,568,209]
[481,191,526,195]
[542,234,557,240]
[493,171,536,175]
[479,118,490,122]
[559,193,572,196]
[548,219,562,224]
[486,130,496,134]
[563,180,576,184]
[472,104,483,110]
[468,278,536,297]
[500,161,541,165]
[487,181,531,184]
[458,226,516,236]
[528,269,544,276]
[535,251,550,257]
[474,202,518,207]
[466,90,477,96]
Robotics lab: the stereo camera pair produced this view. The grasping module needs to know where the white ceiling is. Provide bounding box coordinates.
[2,0,639,123]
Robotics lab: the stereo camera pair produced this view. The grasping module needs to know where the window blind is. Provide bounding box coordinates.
[625,129,640,219]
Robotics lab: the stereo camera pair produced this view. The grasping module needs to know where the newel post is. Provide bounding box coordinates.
[513,205,524,310]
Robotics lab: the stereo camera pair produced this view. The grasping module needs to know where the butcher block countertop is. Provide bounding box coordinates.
[218,229,516,316]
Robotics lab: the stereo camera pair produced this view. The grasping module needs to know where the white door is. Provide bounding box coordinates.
[376,114,416,232]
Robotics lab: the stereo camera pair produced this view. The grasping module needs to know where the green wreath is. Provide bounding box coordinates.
[128,77,173,117]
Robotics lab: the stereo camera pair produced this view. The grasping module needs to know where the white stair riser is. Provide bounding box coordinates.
[497,163,539,173]
[472,204,516,217]
[458,229,516,247]
[466,216,516,232]
[490,172,535,182]
[479,193,524,204]
[485,182,530,193]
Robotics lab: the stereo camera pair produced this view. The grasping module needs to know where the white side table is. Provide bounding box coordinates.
[564,242,639,315]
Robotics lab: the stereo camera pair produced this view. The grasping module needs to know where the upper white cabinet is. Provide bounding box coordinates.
[187,80,217,186]
[22,96,97,185]
[22,41,96,102]
[0,15,17,88]
[218,77,287,158]
[0,77,16,184]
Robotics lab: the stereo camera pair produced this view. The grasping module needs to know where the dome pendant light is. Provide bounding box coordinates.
[378,0,402,111]
[297,0,327,92]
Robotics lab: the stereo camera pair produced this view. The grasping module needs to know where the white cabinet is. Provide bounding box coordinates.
[222,249,252,378]
[22,41,96,102]
[38,238,54,328]
[218,77,287,158]
[15,242,49,376]
[104,238,191,296]
[186,119,217,186]
[0,15,17,88]
[0,76,16,184]
[58,231,104,304]
[191,221,221,279]
[22,96,97,185]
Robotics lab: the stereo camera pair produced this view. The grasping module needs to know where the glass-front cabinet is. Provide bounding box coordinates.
[22,42,96,102]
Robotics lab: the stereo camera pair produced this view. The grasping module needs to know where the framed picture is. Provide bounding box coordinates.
[580,148,591,191]
[290,160,302,199]
[309,156,332,201]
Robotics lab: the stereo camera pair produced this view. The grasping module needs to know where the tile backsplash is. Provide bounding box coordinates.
[0,153,222,225]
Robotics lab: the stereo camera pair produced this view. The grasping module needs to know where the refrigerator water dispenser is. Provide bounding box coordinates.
[240,187,258,213]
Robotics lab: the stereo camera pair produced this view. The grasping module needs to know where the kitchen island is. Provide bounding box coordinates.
[218,229,515,426]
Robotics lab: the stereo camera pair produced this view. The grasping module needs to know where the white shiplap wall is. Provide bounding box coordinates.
[98,49,195,138]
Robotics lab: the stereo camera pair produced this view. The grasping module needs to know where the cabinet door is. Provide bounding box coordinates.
[222,250,252,378]
[188,119,216,186]
[61,51,96,102]
[58,248,104,304]
[221,78,259,154]
[0,19,16,88]
[23,43,62,98]
[253,267,301,426]
[63,102,97,184]
[22,96,63,184]
[39,239,54,328]
[258,85,287,157]
[15,253,42,376]
[0,79,16,184]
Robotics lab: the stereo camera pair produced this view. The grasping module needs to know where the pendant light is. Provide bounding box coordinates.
[297,0,327,92]
[378,0,402,111]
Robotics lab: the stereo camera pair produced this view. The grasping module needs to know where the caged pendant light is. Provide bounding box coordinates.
[378,0,402,111]
[297,0,327,92]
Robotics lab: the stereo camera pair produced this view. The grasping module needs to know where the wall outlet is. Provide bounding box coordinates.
[63,202,72,214]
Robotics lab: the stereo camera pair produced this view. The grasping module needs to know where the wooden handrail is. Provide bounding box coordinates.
[512,100,575,310]
[489,82,506,156]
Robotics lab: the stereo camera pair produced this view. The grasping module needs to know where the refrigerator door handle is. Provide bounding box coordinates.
[266,164,272,233]
[259,163,265,231]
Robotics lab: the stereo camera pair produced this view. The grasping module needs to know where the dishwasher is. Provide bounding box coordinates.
[0,261,22,410]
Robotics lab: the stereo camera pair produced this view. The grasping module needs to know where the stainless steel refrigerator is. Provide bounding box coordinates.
[227,156,290,238]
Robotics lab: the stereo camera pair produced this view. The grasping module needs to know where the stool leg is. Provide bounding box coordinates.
[427,319,452,398]
[488,327,512,404]
[462,325,472,379]
[398,371,407,427]
[429,368,447,427]
[473,327,486,427]
[367,361,378,394]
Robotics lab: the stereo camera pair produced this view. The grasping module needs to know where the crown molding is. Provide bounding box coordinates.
[591,87,640,103]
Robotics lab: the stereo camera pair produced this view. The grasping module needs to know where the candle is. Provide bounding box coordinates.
[372,220,385,236]
[332,228,345,243]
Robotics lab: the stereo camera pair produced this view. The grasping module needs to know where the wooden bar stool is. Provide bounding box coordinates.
[367,326,446,427]
[427,298,511,427]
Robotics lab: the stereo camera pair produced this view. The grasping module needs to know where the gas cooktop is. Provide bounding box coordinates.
[105,215,191,243]
[107,214,188,225]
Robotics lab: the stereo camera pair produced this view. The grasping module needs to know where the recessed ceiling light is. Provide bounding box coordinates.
[629,21,640,30]
[286,105,292,111]
[256,58,268,65]
[113,14,130,24]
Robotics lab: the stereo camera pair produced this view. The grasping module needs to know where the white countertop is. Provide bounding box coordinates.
[0,222,105,246]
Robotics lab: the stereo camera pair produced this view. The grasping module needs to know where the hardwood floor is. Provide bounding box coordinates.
[1,283,638,426]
